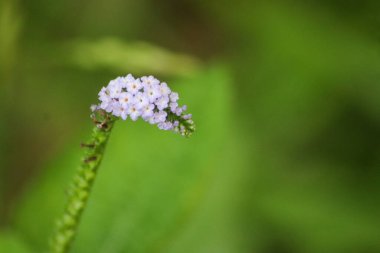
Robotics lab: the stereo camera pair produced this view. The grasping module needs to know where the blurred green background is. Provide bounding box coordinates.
[1,0,380,252]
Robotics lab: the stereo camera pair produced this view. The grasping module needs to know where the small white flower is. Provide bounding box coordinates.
[134,92,149,109]
[120,109,128,120]
[119,92,135,107]
[112,103,127,119]
[145,86,160,103]
[155,95,169,110]
[169,102,178,112]
[117,77,128,89]
[127,105,141,121]
[98,87,111,102]
[100,100,116,113]
[175,107,183,116]
[141,104,154,119]
[126,78,142,94]
[158,121,173,130]
[170,92,179,102]
[159,82,171,96]
[153,110,167,123]
[141,75,160,89]
[124,74,135,82]
[108,81,123,98]
[147,115,156,124]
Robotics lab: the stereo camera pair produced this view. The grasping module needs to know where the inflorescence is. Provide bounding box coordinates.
[91,74,195,136]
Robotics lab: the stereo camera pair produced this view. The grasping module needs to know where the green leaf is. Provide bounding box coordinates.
[0,231,33,253]
[13,66,244,253]
[66,38,201,77]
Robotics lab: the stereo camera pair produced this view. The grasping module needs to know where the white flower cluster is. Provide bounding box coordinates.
[92,74,194,136]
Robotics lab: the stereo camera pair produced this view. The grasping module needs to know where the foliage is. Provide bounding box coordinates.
[1,0,380,253]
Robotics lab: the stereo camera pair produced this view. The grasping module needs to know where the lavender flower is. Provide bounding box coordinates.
[94,74,195,136]
[51,74,195,253]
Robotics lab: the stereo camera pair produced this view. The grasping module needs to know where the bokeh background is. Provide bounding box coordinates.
[1,0,380,252]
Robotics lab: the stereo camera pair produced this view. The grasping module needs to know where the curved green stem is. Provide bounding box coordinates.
[50,112,116,253]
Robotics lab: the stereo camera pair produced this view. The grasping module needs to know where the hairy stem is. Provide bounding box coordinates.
[50,112,116,253]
